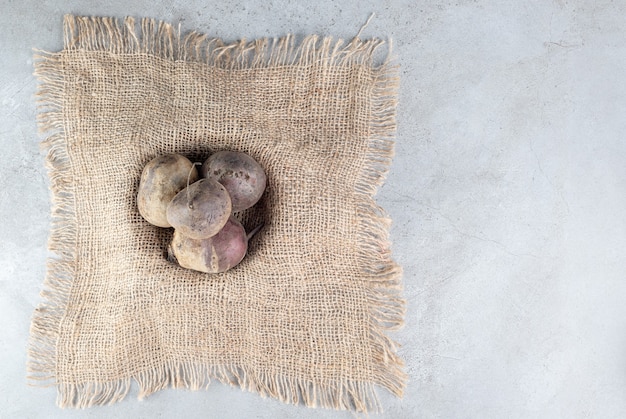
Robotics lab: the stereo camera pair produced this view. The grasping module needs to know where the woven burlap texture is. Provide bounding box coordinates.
[29,15,405,412]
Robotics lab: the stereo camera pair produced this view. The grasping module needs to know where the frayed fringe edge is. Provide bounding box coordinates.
[59,14,389,69]
[55,363,387,412]
[28,49,75,388]
[354,44,407,396]
[28,14,405,413]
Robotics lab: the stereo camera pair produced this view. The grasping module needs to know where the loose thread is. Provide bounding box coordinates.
[355,12,376,40]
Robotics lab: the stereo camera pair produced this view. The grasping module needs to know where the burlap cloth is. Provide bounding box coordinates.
[29,15,405,412]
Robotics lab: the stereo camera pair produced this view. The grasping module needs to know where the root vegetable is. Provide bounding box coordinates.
[137,154,198,227]
[201,151,267,212]
[166,178,232,239]
[167,216,250,273]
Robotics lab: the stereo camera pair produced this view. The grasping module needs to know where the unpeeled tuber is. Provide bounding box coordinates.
[166,178,232,240]
[167,216,254,273]
[137,154,198,227]
[202,150,267,212]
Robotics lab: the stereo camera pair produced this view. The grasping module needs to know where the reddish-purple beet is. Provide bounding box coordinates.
[168,217,249,273]
[201,151,267,212]
[166,178,232,239]
[137,154,198,227]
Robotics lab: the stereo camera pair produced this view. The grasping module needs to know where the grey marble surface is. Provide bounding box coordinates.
[2,1,625,418]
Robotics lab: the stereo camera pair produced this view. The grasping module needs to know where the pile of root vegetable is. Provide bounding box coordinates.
[137,151,266,273]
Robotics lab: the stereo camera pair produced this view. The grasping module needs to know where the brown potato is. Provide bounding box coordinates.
[137,154,198,227]
[167,216,248,273]
[166,178,232,239]
[201,151,267,212]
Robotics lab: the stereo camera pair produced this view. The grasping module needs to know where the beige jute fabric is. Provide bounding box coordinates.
[29,15,405,412]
